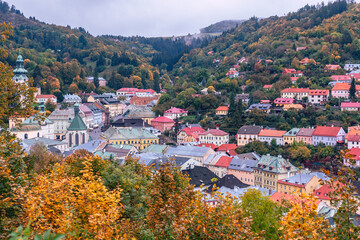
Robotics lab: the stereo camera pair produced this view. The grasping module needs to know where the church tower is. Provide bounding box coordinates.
[12,53,29,84]
[66,103,88,148]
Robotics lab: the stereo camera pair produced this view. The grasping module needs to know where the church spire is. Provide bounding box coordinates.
[12,51,28,84]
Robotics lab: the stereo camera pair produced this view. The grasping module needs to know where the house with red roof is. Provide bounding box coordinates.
[177,126,205,144]
[313,184,334,205]
[204,154,233,177]
[291,77,299,84]
[164,107,188,120]
[150,116,174,132]
[329,75,351,86]
[296,46,307,51]
[348,73,360,81]
[263,84,272,90]
[226,70,239,78]
[282,68,303,77]
[325,64,341,72]
[216,144,238,156]
[344,148,360,167]
[35,94,57,104]
[300,57,315,65]
[308,89,329,105]
[331,83,360,99]
[195,143,218,150]
[274,98,295,106]
[258,129,287,145]
[199,128,229,146]
[347,134,360,150]
[281,88,310,101]
[216,106,229,116]
[341,102,360,111]
[270,192,296,204]
[312,126,346,146]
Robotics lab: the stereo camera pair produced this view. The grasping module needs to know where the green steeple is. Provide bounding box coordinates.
[13,52,28,75]
[67,103,87,131]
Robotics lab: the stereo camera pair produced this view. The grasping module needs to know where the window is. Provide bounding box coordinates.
[24,133,28,139]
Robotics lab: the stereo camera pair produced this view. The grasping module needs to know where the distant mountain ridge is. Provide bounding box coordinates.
[200,20,246,34]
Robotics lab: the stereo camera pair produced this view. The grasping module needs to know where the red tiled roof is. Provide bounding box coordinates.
[346,148,360,160]
[117,87,139,92]
[282,68,296,74]
[151,116,174,123]
[309,90,329,96]
[195,143,218,150]
[263,85,272,89]
[181,127,205,134]
[270,192,295,203]
[312,126,341,137]
[332,83,350,91]
[341,102,360,108]
[216,144,237,152]
[347,135,360,143]
[349,73,360,79]
[281,88,310,93]
[215,156,233,168]
[216,106,229,111]
[199,129,229,136]
[291,77,299,82]
[226,70,239,76]
[331,75,351,81]
[258,129,286,137]
[164,107,188,114]
[36,94,56,98]
[313,184,334,200]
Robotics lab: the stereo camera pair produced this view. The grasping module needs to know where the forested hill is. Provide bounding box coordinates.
[171,0,359,86]
[200,20,245,34]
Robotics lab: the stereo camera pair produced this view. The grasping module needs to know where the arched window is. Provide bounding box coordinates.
[24,133,28,139]
[69,133,72,147]
[37,132,40,137]
[82,133,85,144]
[75,133,79,146]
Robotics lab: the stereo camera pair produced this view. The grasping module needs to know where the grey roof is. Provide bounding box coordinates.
[165,145,211,158]
[284,128,301,137]
[180,123,201,130]
[207,174,249,192]
[297,128,315,137]
[237,125,262,134]
[111,118,151,128]
[73,139,106,153]
[182,166,218,187]
[248,104,271,110]
[228,154,259,172]
[135,152,191,169]
[64,94,81,101]
[22,137,66,148]
[86,103,103,114]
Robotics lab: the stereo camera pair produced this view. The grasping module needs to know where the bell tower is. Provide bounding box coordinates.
[12,52,29,84]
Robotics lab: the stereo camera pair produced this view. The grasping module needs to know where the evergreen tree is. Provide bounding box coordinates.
[229,92,236,118]
[153,70,160,92]
[93,70,99,88]
[349,77,356,100]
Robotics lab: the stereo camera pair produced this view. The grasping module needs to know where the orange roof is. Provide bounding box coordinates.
[309,89,329,96]
[215,156,233,168]
[270,192,295,203]
[195,143,218,150]
[313,126,341,137]
[263,84,272,89]
[216,144,237,152]
[283,104,304,110]
[332,83,350,91]
[313,184,334,200]
[36,94,56,98]
[258,129,286,137]
[216,106,229,111]
[281,88,310,93]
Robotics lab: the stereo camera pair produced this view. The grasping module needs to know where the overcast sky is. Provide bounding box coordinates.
[6,0,330,37]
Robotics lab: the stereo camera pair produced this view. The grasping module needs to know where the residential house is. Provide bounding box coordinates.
[215,106,229,116]
[177,126,205,144]
[296,128,315,145]
[282,68,303,77]
[313,184,334,205]
[86,103,103,127]
[63,94,82,104]
[300,57,315,65]
[204,154,233,177]
[277,172,328,195]
[274,98,295,106]
[199,128,229,146]
[227,152,260,185]
[258,129,287,145]
[165,145,215,165]
[78,104,94,128]
[226,70,239,78]
[247,103,271,113]
[282,104,304,111]
[35,94,57,104]
[236,125,262,146]
[141,144,168,154]
[308,89,329,105]
[344,148,360,167]
[341,102,360,111]
[329,75,351,86]
[95,144,138,161]
[296,46,307,51]
[130,95,159,106]
[325,64,341,72]
[312,126,346,146]
[280,88,310,101]
[216,144,238,156]
[116,87,139,97]
[283,128,301,145]
[345,125,360,145]
[347,135,360,150]
[86,76,107,87]
[263,84,272,90]
[254,154,298,191]
[66,104,88,148]
[348,73,360,81]
[291,77,299,84]
[100,98,125,117]
[72,139,107,153]
[150,116,174,132]
[164,107,188,119]
[126,105,156,124]
[331,83,360,99]
[101,127,159,151]
[344,64,360,72]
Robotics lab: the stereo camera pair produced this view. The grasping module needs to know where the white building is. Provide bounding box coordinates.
[344,64,360,72]
[198,128,229,146]
[164,107,188,120]
[48,109,73,140]
[308,90,329,105]
[35,94,57,104]
[64,94,82,104]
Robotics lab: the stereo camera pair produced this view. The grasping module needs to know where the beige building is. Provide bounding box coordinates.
[280,88,310,101]
[199,128,229,146]
[277,172,327,195]
[236,125,262,146]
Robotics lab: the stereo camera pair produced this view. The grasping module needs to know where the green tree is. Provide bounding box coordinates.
[349,77,356,100]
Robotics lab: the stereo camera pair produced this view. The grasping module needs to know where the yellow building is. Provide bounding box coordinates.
[215,106,229,116]
[277,172,325,195]
[282,128,301,145]
[101,127,159,151]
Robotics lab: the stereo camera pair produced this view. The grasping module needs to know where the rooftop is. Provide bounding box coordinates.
[237,125,262,135]
[165,145,212,158]
[199,128,229,136]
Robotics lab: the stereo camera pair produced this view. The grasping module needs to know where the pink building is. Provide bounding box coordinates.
[164,107,188,120]
[274,98,295,106]
[227,153,260,185]
[296,128,315,145]
[150,116,174,132]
